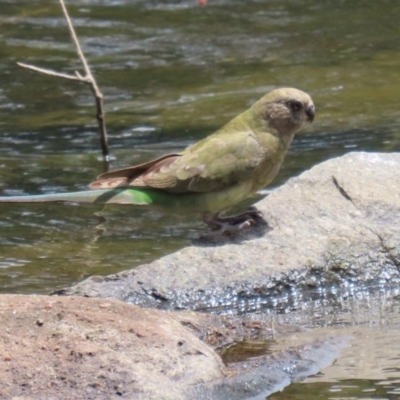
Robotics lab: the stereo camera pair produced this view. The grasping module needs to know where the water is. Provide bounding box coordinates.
[1,1,400,398]
[249,328,400,400]
[1,0,399,294]
[212,284,400,399]
[267,286,400,400]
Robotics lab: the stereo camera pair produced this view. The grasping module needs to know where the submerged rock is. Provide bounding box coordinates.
[59,152,400,312]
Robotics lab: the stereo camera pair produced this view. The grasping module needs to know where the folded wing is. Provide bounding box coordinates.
[89,132,266,194]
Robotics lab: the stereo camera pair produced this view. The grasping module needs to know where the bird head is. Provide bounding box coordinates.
[251,87,315,137]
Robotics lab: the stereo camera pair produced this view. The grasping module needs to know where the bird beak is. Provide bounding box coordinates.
[306,104,315,122]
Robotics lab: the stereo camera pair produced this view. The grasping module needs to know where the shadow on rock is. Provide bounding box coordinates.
[193,214,272,247]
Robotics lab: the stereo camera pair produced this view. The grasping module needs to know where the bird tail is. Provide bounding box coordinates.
[0,189,156,205]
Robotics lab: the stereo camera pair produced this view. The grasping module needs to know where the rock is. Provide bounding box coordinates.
[58,152,400,312]
[194,333,348,400]
[0,295,224,400]
[0,294,347,400]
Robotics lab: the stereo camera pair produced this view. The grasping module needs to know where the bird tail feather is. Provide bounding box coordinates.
[0,189,155,205]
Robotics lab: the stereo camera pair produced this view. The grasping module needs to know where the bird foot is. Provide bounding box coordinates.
[204,207,263,235]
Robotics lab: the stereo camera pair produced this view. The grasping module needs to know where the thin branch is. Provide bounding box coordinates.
[58,0,104,101]
[59,0,91,78]
[17,62,83,82]
[17,0,110,163]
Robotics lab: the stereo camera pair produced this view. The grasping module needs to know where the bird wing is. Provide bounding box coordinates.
[88,153,180,189]
[89,132,266,193]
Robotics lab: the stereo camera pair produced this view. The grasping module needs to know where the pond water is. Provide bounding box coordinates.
[1,1,400,398]
[1,0,399,295]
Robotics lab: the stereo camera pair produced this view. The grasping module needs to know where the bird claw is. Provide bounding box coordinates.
[204,207,264,235]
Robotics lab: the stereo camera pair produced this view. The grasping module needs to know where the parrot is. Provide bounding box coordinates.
[0,88,315,233]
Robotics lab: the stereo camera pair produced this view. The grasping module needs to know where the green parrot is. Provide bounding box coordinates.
[0,88,315,233]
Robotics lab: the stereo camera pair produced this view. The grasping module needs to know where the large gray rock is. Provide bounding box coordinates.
[59,152,400,311]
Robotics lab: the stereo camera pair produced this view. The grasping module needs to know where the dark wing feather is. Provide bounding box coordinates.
[88,154,180,189]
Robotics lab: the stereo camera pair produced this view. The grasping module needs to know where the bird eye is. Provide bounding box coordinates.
[288,100,302,111]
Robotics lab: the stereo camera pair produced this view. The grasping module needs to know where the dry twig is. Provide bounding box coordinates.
[17,0,110,162]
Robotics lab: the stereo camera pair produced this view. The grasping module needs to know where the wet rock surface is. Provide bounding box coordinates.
[0,294,346,400]
[59,152,400,312]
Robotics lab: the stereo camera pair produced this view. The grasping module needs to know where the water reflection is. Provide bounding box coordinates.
[270,377,400,400]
